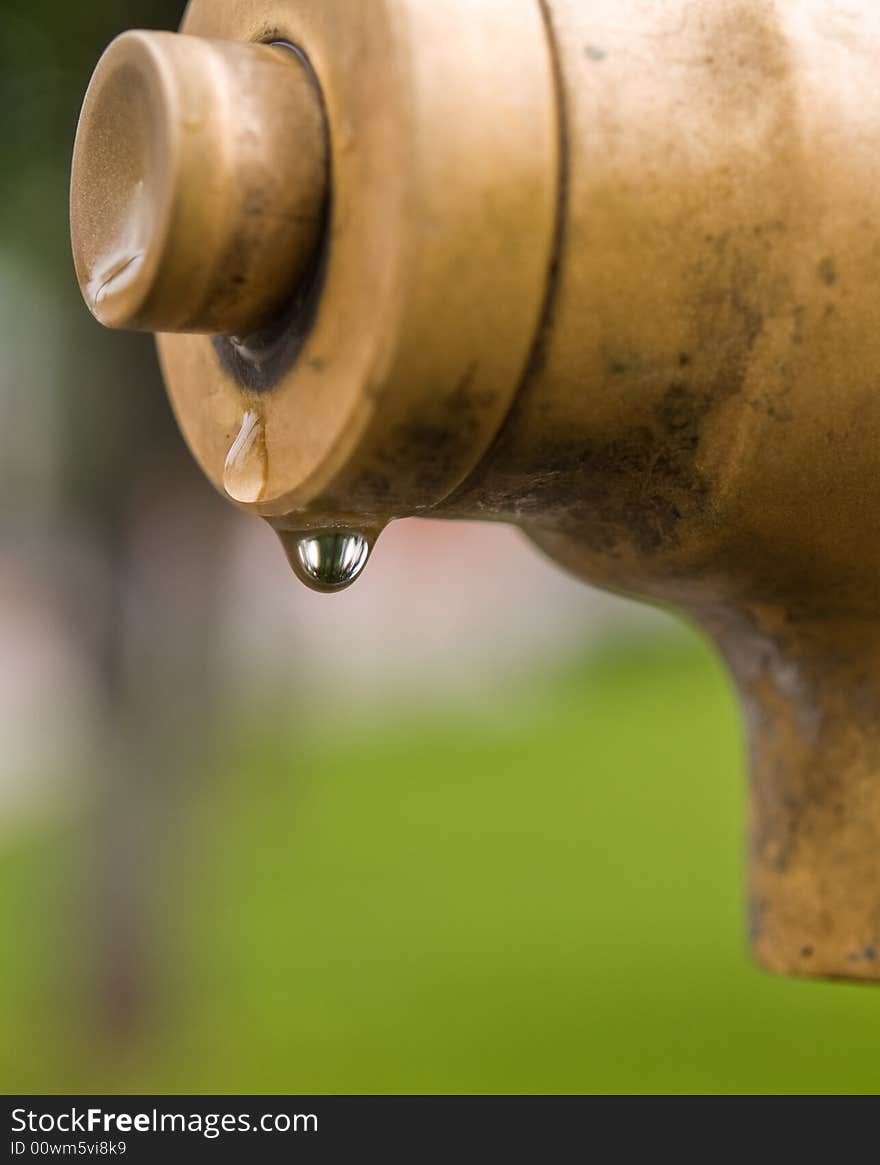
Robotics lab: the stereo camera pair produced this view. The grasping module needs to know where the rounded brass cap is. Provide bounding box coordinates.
[70,30,327,336]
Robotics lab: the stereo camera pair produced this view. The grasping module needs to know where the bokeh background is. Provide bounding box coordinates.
[1,0,878,1095]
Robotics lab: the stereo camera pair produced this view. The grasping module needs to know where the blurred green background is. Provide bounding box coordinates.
[1,0,878,1096]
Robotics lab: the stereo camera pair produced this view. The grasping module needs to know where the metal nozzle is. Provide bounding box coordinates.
[70,30,327,336]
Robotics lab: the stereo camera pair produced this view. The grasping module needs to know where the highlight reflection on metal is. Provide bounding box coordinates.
[286,532,373,594]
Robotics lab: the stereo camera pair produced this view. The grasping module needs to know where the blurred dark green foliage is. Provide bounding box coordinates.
[0,0,192,526]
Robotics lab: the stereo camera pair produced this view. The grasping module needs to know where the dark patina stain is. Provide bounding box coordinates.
[348,364,493,509]
[817,257,837,287]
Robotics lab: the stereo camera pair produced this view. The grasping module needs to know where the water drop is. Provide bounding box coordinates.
[278,529,375,594]
[224,410,267,503]
[88,250,145,311]
[85,180,148,319]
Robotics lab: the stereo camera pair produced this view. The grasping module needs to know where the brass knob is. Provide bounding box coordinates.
[70,30,328,336]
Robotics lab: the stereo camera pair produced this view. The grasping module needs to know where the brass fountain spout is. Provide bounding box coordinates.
[71,0,880,982]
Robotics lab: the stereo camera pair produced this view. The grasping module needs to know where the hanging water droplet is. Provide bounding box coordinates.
[224,409,267,503]
[278,529,375,594]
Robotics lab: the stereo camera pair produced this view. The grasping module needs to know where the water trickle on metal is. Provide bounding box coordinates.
[223,409,267,503]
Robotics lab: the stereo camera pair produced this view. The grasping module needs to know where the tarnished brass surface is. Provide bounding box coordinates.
[71,0,880,982]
